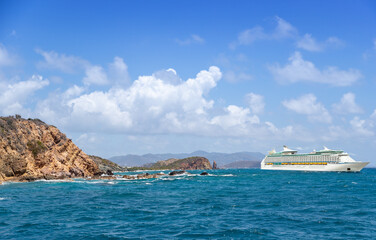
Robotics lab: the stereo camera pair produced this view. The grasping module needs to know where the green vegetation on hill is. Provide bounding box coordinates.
[126,156,212,171]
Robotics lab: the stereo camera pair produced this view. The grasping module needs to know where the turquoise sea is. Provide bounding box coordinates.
[1,169,376,239]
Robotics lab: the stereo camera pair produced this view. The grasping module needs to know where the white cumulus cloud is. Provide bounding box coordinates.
[269,51,362,86]
[282,94,332,123]
[0,75,49,116]
[332,92,363,114]
[35,66,293,139]
[41,66,222,133]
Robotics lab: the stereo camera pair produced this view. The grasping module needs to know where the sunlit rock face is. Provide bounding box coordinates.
[0,116,100,182]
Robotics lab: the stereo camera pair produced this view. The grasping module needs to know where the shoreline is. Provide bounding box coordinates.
[0,169,214,184]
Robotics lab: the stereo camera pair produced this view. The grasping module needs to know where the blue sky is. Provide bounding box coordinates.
[1,0,376,164]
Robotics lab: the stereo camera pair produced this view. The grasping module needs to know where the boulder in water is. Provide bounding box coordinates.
[169,170,186,176]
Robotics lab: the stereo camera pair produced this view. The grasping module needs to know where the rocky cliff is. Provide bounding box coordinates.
[150,156,212,170]
[0,116,100,182]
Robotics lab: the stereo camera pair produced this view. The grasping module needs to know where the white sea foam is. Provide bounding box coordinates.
[116,178,134,181]
[35,179,72,183]
[0,197,6,200]
[161,178,175,181]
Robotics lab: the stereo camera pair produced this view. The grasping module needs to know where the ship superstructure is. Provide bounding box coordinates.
[261,146,368,172]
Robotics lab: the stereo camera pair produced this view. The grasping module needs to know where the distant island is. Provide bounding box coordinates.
[127,156,213,171]
[110,151,264,168]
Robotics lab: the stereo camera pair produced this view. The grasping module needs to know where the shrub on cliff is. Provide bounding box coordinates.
[27,140,47,158]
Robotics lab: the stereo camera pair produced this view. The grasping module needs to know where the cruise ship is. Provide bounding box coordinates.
[261,146,369,172]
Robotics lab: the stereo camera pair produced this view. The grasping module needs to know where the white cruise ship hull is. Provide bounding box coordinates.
[261,161,369,172]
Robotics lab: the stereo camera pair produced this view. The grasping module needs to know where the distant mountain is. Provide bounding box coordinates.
[109,151,264,167]
[222,160,260,169]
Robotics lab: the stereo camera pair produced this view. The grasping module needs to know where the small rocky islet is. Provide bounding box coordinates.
[0,116,215,183]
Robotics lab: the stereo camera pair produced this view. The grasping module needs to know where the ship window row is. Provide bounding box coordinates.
[266,155,339,163]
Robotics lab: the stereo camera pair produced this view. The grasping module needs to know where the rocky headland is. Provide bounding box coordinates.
[0,116,214,183]
[0,116,101,182]
[89,155,126,172]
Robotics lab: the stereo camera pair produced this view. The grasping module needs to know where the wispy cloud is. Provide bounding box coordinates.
[36,49,130,86]
[10,30,16,37]
[246,93,265,114]
[83,65,108,86]
[0,44,17,67]
[36,49,89,73]
[0,75,49,116]
[350,117,374,137]
[297,34,343,52]
[332,92,363,114]
[230,16,297,49]
[269,51,362,86]
[231,17,343,52]
[215,53,252,83]
[175,34,205,45]
[282,94,332,123]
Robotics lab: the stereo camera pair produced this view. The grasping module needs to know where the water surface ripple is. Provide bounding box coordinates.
[1,169,376,239]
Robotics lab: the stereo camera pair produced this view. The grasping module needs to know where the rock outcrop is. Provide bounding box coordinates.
[0,116,100,182]
[169,170,186,176]
[122,172,165,180]
[151,156,212,170]
[213,160,218,169]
